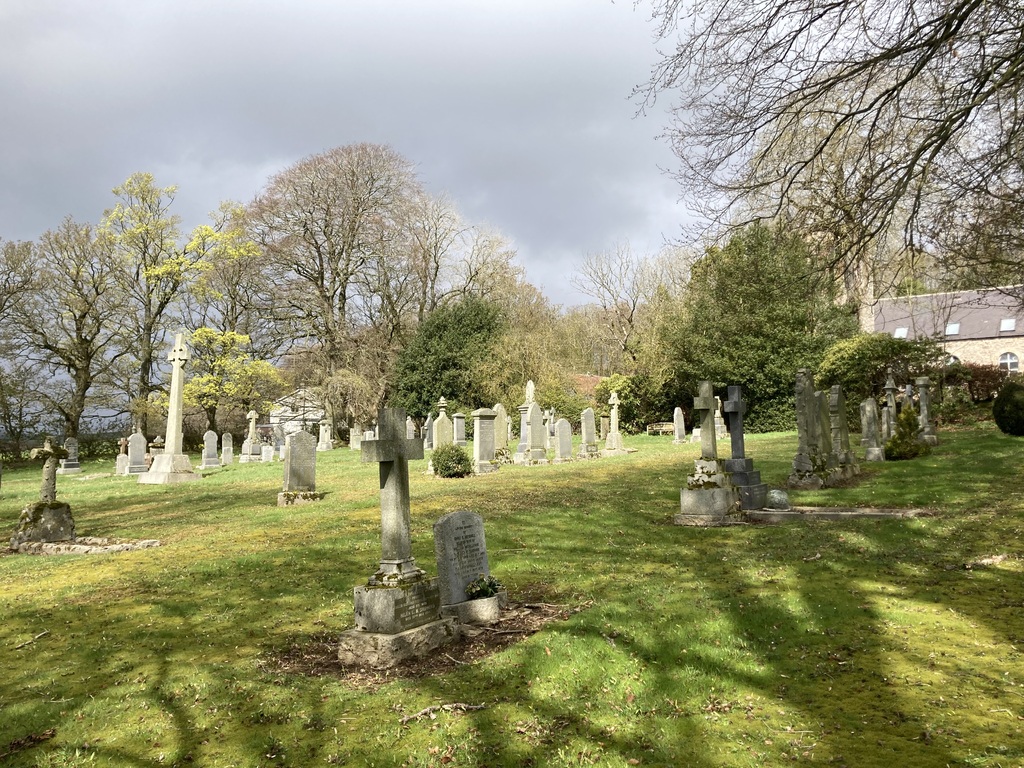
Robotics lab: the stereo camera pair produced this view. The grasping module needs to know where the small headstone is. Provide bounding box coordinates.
[578,407,599,459]
[860,398,885,461]
[600,416,609,441]
[422,414,434,450]
[199,430,221,469]
[278,444,286,460]
[221,432,234,465]
[56,437,81,475]
[672,407,687,444]
[278,430,319,506]
[829,385,860,478]
[471,408,498,474]
[115,454,129,475]
[406,415,416,440]
[317,419,334,451]
[350,423,363,451]
[453,412,467,447]
[433,398,454,449]
[261,444,274,463]
[433,510,504,624]
[493,404,508,452]
[127,432,148,474]
[916,377,939,445]
[553,418,573,463]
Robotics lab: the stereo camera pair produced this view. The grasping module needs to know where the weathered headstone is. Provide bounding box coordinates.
[677,381,739,525]
[600,416,609,441]
[261,444,275,463]
[278,430,319,506]
[603,392,627,455]
[56,437,81,475]
[221,432,234,465]
[127,431,147,474]
[829,385,860,478]
[199,430,220,469]
[138,334,201,484]
[350,423,363,451]
[434,398,454,448]
[317,419,334,451]
[916,377,939,445]
[239,410,261,462]
[722,385,768,510]
[882,369,899,440]
[433,510,505,624]
[422,414,434,450]
[526,402,548,464]
[713,399,728,439]
[553,418,573,463]
[493,404,509,453]
[10,437,75,548]
[471,408,498,474]
[788,369,830,489]
[338,408,458,667]
[406,415,416,440]
[453,412,467,447]
[860,398,885,461]
[578,407,599,459]
[672,407,687,444]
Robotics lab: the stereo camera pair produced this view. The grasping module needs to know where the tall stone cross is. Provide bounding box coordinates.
[164,334,189,455]
[694,380,718,459]
[246,410,259,442]
[361,407,426,586]
[883,367,898,413]
[30,437,67,503]
[722,385,747,460]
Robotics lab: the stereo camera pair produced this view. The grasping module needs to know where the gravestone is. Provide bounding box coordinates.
[278,430,319,506]
[56,437,81,475]
[526,402,548,464]
[722,385,768,510]
[199,430,221,469]
[138,334,201,484]
[677,381,739,525]
[433,398,454,448]
[127,431,147,474]
[221,432,234,465]
[115,436,129,475]
[600,416,609,441]
[542,409,554,450]
[350,423,363,451]
[829,385,860,479]
[11,437,75,548]
[880,403,894,444]
[882,369,899,440]
[422,414,434,450]
[916,377,939,445]
[553,418,573,463]
[603,392,627,455]
[261,444,274,463]
[578,407,599,459]
[317,419,334,451]
[471,408,498,474]
[788,369,832,489]
[278,443,286,460]
[239,410,261,462]
[453,413,467,447]
[860,398,885,461]
[338,408,458,667]
[714,399,728,439]
[433,510,505,624]
[406,416,416,440]
[672,407,687,444]
[493,404,509,452]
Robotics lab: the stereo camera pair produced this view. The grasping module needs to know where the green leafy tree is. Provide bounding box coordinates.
[390,298,503,417]
[817,334,944,408]
[182,328,283,431]
[663,223,858,432]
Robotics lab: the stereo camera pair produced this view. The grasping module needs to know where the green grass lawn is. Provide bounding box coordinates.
[1,427,1022,767]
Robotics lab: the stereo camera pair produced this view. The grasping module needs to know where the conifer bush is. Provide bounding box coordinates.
[993,379,1024,436]
[431,443,473,478]
[884,405,931,460]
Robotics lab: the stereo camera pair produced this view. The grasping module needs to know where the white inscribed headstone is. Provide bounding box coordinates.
[553,418,572,463]
[261,444,274,462]
[673,407,687,444]
[434,399,454,448]
[433,510,491,606]
[200,430,220,469]
[221,432,234,464]
[578,407,598,458]
[127,432,148,474]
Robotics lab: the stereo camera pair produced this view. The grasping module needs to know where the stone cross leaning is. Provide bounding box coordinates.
[30,436,68,503]
[361,407,426,586]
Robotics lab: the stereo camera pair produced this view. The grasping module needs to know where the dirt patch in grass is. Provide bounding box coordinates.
[261,600,588,688]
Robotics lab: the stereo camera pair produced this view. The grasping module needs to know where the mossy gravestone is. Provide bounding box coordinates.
[10,437,75,549]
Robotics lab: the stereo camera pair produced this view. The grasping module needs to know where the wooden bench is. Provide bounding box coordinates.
[646,422,674,436]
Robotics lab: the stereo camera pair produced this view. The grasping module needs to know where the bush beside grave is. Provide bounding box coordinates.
[431,443,473,478]
[884,405,931,460]
[992,379,1024,436]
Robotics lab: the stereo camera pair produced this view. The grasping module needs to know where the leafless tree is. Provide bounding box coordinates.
[640,0,1024,290]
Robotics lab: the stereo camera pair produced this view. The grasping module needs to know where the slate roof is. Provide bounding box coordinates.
[874,287,1024,341]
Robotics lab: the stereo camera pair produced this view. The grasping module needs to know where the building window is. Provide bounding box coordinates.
[893,327,909,339]
[945,322,960,336]
[1000,318,1017,332]
[999,352,1019,372]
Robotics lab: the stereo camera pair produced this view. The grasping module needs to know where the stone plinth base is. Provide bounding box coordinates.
[441,591,507,625]
[474,462,499,474]
[353,578,442,634]
[10,501,75,548]
[864,447,885,461]
[737,483,769,511]
[676,486,740,526]
[277,491,324,507]
[746,506,928,523]
[577,445,599,459]
[199,458,221,470]
[512,452,548,466]
[55,465,81,475]
[316,442,334,452]
[137,452,201,484]
[337,618,460,668]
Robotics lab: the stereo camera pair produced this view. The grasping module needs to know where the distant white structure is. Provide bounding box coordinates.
[269,388,326,437]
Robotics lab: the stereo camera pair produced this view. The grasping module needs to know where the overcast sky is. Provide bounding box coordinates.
[0,0,685,306]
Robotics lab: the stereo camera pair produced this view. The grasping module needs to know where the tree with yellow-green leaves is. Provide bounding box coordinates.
[182,328,284,432]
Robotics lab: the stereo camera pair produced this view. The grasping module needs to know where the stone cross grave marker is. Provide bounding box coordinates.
[604,392,624,452]
[882,368,898,439]
[200,430,220,469]
[360,408,426,585]
[221,432,233,464]
[10,437,75,548]
[722,385,768,510]
[722,386,746,460]
[694,381,718,459]
[240,409,260,462]
[138,334,201,484]
[116,437,129,475]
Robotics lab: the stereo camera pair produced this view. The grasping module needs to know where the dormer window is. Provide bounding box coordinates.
[945,322,960,336]
[1000,318,1017,332]
[893,327,909,339]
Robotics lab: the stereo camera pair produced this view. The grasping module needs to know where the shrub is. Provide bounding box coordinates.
[884,405,931,460]
[465,574,504,600]
[431,443,473,478]
[962,363,1008,403]
[993,379,1024,436]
